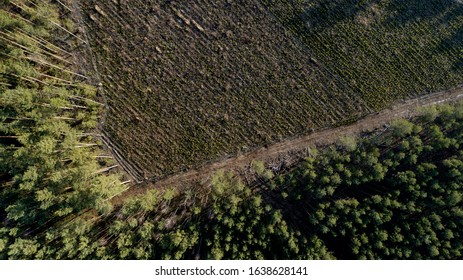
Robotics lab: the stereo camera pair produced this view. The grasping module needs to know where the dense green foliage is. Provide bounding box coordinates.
[271,105,463,259]
[262,0,463,109]
[89,173,332,260]
[0,0,124,259]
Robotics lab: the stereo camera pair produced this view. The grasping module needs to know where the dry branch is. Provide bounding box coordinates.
[92,165,119,175]
[15,28,73,57]
[54,0,72,13]
[49,21,85,43]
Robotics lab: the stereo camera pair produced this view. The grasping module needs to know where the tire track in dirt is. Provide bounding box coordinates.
[112,85,463,204]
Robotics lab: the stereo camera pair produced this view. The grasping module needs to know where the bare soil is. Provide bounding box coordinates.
[77,0,367,180]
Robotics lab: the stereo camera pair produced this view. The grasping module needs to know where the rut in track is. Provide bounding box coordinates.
[112,85,463,204]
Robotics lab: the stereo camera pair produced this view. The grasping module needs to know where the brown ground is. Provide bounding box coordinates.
[112,85,463,204]
[76,0,368,180]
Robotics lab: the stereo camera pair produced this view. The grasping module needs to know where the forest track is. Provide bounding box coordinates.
[112,85,463,204]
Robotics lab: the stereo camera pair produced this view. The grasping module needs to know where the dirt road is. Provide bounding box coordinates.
[111,85,463,203]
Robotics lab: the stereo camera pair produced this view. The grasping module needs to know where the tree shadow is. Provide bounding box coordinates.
[270,0,462,31]
[272,0,463,74]
[382,0,456,27]
[298,0,377,30]
[380,0,463,71]
[416,1,463,71]
[452,55,463,71]
[438,24,463,71]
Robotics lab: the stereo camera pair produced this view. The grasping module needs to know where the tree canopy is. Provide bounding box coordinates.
[1,0,463,260]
